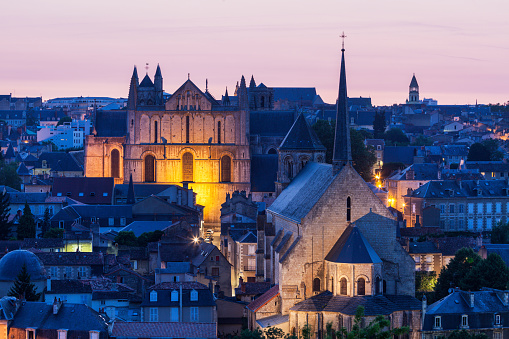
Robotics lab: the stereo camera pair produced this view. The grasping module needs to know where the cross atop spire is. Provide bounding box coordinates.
[340,31,347,51]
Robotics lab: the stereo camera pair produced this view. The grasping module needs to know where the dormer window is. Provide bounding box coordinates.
[171,290,179,302]
[150,290,157,302]
[496,314,501,325]
[190,289,198,301]
[434,316,442,329]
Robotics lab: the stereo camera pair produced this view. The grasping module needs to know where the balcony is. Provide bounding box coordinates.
[243,265,256,271]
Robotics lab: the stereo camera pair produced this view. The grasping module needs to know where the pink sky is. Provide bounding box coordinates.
[1,0,508,106]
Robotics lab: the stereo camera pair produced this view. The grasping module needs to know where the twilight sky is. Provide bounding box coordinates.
[1,0,508,106]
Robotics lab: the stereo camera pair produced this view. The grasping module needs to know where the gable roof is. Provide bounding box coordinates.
[36,152,83,172]
[94,110,127,137]
[250,111,295,136]
[324,225,382,264]
[268,162,335,223]
[273,87,317,102]
[36,252,104,266]
[139,74,154,87]
[279,113,326,151]
[247,285,279,312]
[52,177,114,204]
[120,221,173,237]
[250,154,278,193]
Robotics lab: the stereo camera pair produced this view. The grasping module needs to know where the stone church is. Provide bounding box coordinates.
[256,46,420,337]
[84,66,325,238]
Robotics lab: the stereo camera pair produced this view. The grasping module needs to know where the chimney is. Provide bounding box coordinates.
[239,276,243,287]
[504,292,509,306]
[470,292,475,308]
[406,169,415,180]
[241,281,246,293]
[415,215,421,228]
[422,294,427,316]
[53,298,63,315]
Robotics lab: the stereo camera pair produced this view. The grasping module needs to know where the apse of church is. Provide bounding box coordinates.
[84,66,252,236]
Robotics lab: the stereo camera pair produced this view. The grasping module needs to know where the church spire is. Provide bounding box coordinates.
[238,75,248,109]
[249,75,256,88]
[127,66,139,110]
[126,173,135,205]
[222,87,230,106]
[332,33,352,174]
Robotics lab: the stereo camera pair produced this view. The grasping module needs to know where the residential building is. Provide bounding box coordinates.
[33,152,83,177]
[37,252,104,280]
[466,161,509,180]
[37,119,92,150]
[109,322,217,339]
[52,177,114,204]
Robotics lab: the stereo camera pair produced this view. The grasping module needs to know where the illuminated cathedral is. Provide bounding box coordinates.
[84,66,325,237]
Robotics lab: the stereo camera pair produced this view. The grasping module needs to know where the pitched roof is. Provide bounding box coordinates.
[383,146,420,165]
[235,282,271,296]
[36,252,104,266]
[409,179,509,199]
[268,162,335,223]
[149,282,209,290]
[46,279,93,294]
[139,75,154,87]
[273,87,317,102]
[111,322,217,339]
[290,291,420,316]
[324,225,382,264]
[36,152,83,172]
[16,163,30,175]
[407,241,440,254]
[410,74,418,88]
[247,285,279,312]
[94,110,127,137]
[279,113,326,151]
[120,221,173,237]
[52,177,114,204]
[250,154,278,193]
[250,111,295,136]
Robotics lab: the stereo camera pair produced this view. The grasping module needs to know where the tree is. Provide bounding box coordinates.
[372,111,386,139]
[462,253,509,291]
[380,162,405,180]
[491,222,509,244]
[383,128,409,146]
[17,202,36,240]
[41,208,51,237]
[43,227,64,239]
[337,306,409,339]
[411,135,433,146]
[301,324,312,339]
[0,191,11,240]
[137,230,164,247]
[115,231,138,247]
[312,120,335,163]
[350,129,376,181]
[445,330,488,339]
[0,161,21,191]
[8,263,41,301]
[56,116,72,126]
[416,271,437,292]
[482,139,503,161]
[467,143,491,161]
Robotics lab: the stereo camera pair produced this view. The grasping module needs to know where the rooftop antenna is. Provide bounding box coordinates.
[340,31,347,51]
[206,79,208,92]
[145,63,149,75]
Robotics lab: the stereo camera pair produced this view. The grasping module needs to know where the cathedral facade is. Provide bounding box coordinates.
[84,67,325,238]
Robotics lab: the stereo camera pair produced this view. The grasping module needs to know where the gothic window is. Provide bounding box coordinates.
[182,152,193,182]
[285,157,293,179]
[340,278,347,295]
[144,155,155,182]
[375,276,380,295]
[346,196,352,222]
[357,278,365,296]
[268,148,277,155]
[261,96,265,108]
[186,116,190,143]
[221,155,231,182]
[217,121,221,144]
[111,149,120,178]
[154,120,158,143]
[331,277,334,294]
[313,278,320,292]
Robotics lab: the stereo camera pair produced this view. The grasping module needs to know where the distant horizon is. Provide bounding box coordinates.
[2,0,507,107]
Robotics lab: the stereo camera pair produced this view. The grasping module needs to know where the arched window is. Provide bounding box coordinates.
[347,196,351,222]
[186,116,190,143]
[285,157,293,179]
[111,149,120,178]
[221,155,231,182]
[217,121,221,144]
[313,278,320,292]
[261,96,265,108]
[375,276,380,295]
[357,278,365,296]
[268,148,277,155]
[182,152,193,182]
[340,278,347,295]
[154,120,158,143]
[144,155,155,182]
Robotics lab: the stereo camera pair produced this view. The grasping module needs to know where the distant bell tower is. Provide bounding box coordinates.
[407,74,419,104]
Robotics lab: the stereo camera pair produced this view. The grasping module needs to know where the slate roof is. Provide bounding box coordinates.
[247,285,279,312]
[383,146,420,165]
[250,154,278,193]
[120,221,173,237]
[0,297,18,320]
[36,252,104,266]
[52,177,114,204]
[399,227,443,238]
[466,161,509,173]
[250,111,295,136]
[256,314,289,328]
[235,282,271,296]
[7,192,48,204]
[111,322,217,339]
[273,87,317,102]
[408,179,509,199]
[94,110,127,137]
[483,244,509,267]
[324,225,382,264]
[22,238,64,249]
[47,279,93,294]
[433,237,476,256]
[139,75,154,87]
[114,183,172,200]
[387,163,439,181]
[16,163,30,175]
[238,231,257,244]
[9,302,107,333]
[149,282,209,290]
[290,291,421,316]
[423,288,509,331]
[410,74,418,88]
[36,152,83,172]
[156,262,192,274]
[279,113,326,151]
[268,162,335,223]
[442,145,468,156]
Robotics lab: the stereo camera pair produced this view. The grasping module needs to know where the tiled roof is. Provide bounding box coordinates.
[7,192,48,204]
[279,113,326,151]
[273,87,316,102]
[46,279,93,294]
[466,161,509,173]
[433,236,476,256]
[36,252,104,266]
[383,146,420,165]
[325,225,382,264]
[235,282,271,296]
[291,291,421,316]
[111,322,217,338]
[22,238,64,249]
[247,285,279,312]
[120,221,173,237]
[149,282,208,290]
[256,314,289,328]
